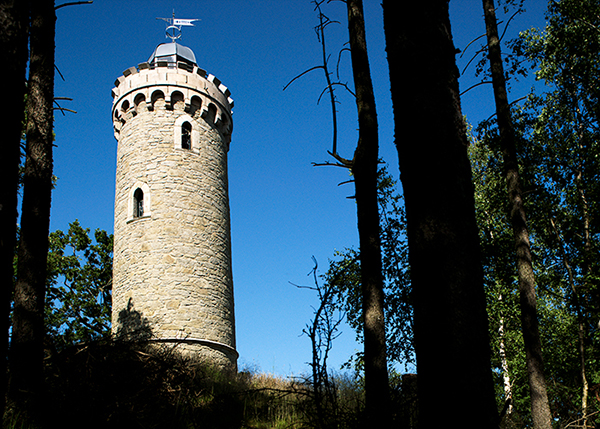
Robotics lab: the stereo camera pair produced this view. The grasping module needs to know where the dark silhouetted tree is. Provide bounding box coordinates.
[382,1,499,426]
[10,0,56,419]
[0,0,29,417]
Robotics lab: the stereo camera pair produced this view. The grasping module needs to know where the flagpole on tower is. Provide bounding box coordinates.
[156,10,200,42]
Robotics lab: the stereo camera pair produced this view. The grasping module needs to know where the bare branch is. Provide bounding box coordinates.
[334,81,355,98]
[314,3,340,157]
[53,99,76,115]
[290,281,318,292]
[482,95,528,122]
[55,64,66,81]
[509,95,527,106]
[327,150,353,167]
[459,80,493,96]
[499,10,522,43]
[461,45,488,76]
[55,1,93,10]
[312,161,349,168]
[283,65,325,91]
[317,82,355,104]
[336,47,351,81]
[576,18,600,33]
[53,107,77,115]
[460,33,487,58]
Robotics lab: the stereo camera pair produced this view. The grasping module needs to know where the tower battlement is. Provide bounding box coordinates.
[111,62,234,145]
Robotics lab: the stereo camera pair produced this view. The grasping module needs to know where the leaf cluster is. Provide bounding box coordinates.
[323,166,413,370]
[471,2,600,419]
[45,220,113,349]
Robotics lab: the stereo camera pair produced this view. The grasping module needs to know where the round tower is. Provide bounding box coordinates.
[110,41,237,368]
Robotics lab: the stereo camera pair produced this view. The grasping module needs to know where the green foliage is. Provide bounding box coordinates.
[45,220,113,349]
[520,1,600,424]
[469,1,600,424]
[324,166,413,369]
[469,126,530,424]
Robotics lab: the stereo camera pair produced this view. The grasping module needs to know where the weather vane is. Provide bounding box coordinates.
[157,10,199,42]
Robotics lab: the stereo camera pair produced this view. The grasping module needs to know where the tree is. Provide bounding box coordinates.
[324,167,412,370]
[382,1,499,426]
[481,1,553,427]
[469,131,526,423]
[0,0,29,417]
[10,0,56,417]
[287,1,392,423]
[45,221,113,349]
[517,0,600,424]
[297,257,345,429]
[342,1,391,424]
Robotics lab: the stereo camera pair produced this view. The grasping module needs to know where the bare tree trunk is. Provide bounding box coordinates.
[383,1,499,427]
[10,0,55,419]
[345,0,391,425]
[498,301,513,415]
[481,1,552,428]
[0,0,29,418]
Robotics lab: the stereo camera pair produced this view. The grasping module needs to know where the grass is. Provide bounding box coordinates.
[3,340,356,429]
[3,340,425,428]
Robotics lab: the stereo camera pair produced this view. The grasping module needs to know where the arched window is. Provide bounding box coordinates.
[133,188,144,218]
[134,93,147,114]
[190,95,202,116]
[127,182,151,222]
[174,115,195,151]
[182,122,192,149]
[150,90,165,110]
[206,103,217,125]
[171,91,185,110]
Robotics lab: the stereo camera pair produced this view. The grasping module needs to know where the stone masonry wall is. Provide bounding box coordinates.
[111,63,236,368]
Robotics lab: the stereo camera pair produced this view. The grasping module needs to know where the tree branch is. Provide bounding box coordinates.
[283,65,325,91]
[55,1,93,11]
[460,80,493,96]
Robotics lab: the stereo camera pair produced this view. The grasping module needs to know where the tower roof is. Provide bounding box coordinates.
[148,42,197,67]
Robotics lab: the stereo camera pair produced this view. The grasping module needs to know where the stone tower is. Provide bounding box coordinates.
[110,41,237,368]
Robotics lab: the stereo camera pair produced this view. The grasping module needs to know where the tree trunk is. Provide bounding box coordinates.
[0,0,29,418]
[10,0,56,419]
[346,0,391,425]
[550,217,589,426]
[481,1,553,428]
[498,302,513,416]
[382,1,499,427]
[575,111,591,425]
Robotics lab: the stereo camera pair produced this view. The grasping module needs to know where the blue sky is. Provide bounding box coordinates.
[49,0,548,376]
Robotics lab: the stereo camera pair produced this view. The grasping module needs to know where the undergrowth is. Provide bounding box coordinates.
[2,340,385,429]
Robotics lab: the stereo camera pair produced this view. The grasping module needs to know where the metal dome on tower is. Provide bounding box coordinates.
[148,42,197,68]
[150,12,199,68]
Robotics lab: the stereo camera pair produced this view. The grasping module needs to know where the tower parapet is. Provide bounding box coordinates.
[112,55,234,145]
[111,42,237,369]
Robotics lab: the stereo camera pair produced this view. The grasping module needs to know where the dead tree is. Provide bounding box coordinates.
[285,1,391,425]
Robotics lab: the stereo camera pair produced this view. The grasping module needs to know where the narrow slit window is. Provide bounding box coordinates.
[182,122,192,149]
[134,188,144,217]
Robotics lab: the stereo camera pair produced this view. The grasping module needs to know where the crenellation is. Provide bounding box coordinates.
[123,66,138,77]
